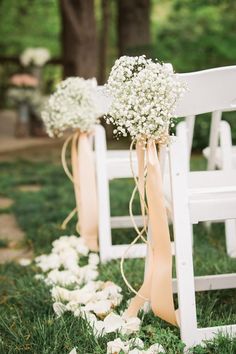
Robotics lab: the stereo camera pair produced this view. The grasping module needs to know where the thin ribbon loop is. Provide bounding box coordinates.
[120,142,149,300]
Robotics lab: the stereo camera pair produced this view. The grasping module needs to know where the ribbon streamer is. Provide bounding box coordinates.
[123,140,178,327]
[61,130,98,252]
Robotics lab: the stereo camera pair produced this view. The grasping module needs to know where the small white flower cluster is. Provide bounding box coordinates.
[20,47,51,67]
[107,338,165,354]
[105,55,186,144]
[42,77,102,137]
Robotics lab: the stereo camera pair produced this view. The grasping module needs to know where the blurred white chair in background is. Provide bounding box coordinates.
[202,108,236,257]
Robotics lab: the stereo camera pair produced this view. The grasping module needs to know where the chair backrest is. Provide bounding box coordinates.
[175,66,236,117]
[96,66,236,118]
[169,66,236,191]
[174,66,236,162]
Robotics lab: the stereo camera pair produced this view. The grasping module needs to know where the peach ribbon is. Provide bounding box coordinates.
[61,130,98,252]
[123,140,178,326]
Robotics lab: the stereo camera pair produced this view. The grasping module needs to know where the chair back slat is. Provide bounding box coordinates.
[175,66,236,117]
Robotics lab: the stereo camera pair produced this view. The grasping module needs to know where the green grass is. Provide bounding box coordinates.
[0,156,236,353]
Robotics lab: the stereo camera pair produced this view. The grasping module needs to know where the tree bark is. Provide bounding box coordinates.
[118,0,151,57]
[59,0,98,78]
[98,0,110,84]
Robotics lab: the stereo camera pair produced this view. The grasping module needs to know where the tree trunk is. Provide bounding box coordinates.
[118,0,151,57]
[98,0,110,84]
[59,0,98,78]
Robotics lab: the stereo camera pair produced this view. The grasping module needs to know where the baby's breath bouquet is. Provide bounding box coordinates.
[105,55,186,144]
[42,77,102,137]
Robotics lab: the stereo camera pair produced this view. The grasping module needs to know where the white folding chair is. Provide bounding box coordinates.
[166,65,236,348]
[201,109,236,257]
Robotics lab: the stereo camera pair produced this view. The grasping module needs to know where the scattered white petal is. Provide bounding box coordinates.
[121,317,141,335]
[146,343,165,354]
[93,320,105,337]
[107,338,126,354]
[129,338,144,349]
[53,302,67,317]
[68,348,77,354]
[18,258,31,266]
[128,349,143,354]
[89,253,100,266]
[103,313,125,333]
[84,300,113,317]
[34,274,45,281]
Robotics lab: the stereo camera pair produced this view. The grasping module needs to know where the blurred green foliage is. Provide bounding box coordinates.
[153,0,236,72]
[0,0,61,105]
[0,0,60,55]
[152,0,236,150]
[0,0,235,149]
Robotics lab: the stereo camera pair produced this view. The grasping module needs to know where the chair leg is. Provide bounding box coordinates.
[94,125,113,263]
[169,132,198,348]
[207,110,222,171]
[225,219,236,258]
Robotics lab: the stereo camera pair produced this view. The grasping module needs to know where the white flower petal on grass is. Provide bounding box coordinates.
[146,344,165,354]
[74,307,87,318]
[88,253,100,266]
[51,286,71,301]
[93,320,105,337]
[46,269,80,287]
[128,338,144,349]
[128,349,143,354]
[75,243,89,257]
[66,301,81,313]
[68,348,77,354]
[35,253,61,272]
[84,300,113,317]
[103,313,125,333]
[83,312,98,327]
[34,274,45,281]
[53,302,67,317]
[107,338,126,354]
[82,266,99,283]
[18,258,31,266]
[121,317,141,335]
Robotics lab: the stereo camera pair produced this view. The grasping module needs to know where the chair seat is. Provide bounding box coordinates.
[203,146,236,168]
[106,151,236,224]
[165,170,236,224]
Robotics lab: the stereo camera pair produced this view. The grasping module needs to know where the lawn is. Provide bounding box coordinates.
[0,155,236,354]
